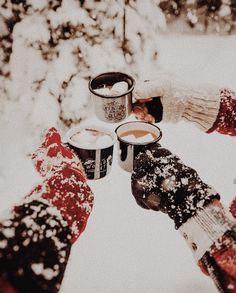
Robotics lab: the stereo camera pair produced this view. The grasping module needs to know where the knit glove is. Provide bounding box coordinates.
[133,74,221,131]
[131,144,220,228]
[31,127,86,179]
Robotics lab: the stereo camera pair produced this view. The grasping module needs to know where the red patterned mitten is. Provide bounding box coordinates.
[32,127,86,178]
[30,128,94,243]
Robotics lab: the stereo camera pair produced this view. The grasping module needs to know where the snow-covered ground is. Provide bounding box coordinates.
[1,23,236,293]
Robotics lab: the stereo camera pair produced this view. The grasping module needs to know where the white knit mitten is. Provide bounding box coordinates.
[135,75,221,131]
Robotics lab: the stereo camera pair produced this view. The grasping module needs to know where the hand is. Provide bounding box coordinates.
[31,128,94,242]
[133,97,163,124]
[32,127,86,178]
[133,74,220,131]
[131,144,220,228]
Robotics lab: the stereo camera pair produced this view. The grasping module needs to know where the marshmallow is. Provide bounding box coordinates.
[121,134,137,143]
[137,133,154,143]
[111,81,128,95]
[96,135,113,148]
[71,129,112,149]
[94,87,111,96]
[121,133,155,144]
[94,81,129,97]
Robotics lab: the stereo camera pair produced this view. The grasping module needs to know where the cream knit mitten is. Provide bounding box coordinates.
[135,75,221,131]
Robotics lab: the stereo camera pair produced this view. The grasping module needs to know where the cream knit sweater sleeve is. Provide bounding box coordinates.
[135,79,221,131]
[161,83,221,131]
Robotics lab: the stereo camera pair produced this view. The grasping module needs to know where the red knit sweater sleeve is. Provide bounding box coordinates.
[207,89,236,136]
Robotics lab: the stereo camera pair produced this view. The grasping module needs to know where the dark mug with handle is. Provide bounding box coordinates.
[115,121,162,172]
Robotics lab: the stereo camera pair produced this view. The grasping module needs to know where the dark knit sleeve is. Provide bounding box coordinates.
[207,89,236,136]
[0,198,72,293]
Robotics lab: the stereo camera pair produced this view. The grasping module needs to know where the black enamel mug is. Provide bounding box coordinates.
[65,125,116,180]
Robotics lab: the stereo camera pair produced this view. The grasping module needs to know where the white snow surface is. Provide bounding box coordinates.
[0,6,236,293]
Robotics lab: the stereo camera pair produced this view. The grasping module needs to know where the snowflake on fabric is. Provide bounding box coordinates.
[32,127,86,178]
[131,144,220,229]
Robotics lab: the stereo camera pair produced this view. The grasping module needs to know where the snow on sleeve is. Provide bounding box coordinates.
[0,198,72,292]
[131,144,220,228]
[31,128,94,242]
[32,128,86,178]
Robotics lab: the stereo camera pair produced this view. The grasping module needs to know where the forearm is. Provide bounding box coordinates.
[0,128,94,292]
[143,86,236,136]
[162,87,236,135]
[179,202,236,292]
[132,144,236,292]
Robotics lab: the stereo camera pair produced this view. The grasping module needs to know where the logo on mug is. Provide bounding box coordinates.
[103,100,126,122]
[84,155,113,173]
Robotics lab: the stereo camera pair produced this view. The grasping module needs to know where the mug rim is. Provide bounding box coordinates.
[64,125,117,150]
[88,71,135,99]
[115,121,162,146]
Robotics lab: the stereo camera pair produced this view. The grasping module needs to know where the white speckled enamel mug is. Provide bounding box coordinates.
[89,72,135,123]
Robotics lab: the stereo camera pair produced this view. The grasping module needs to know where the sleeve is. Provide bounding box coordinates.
[230,197,236,219]
[179,202,236,292]
[160,84,221,131]
[207,89,236,136]
[0,128,94,293]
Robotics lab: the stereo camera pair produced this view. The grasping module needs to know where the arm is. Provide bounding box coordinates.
[131,144,236,292]
[134,77,236,136]
[0,128,94,292]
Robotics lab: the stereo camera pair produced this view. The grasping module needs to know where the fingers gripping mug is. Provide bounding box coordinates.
[115,121,162,172]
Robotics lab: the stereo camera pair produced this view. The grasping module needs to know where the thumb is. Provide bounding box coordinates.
[135,78,171,100]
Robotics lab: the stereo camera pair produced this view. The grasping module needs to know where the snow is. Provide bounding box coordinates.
[0,1,236,292]
[31,262,59,280]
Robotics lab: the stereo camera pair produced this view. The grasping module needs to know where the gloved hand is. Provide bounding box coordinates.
[131,144,236,292]
[133,74,221,131]
[131,144,220,228]
[31,127,86,178]
[31,127,94,242]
